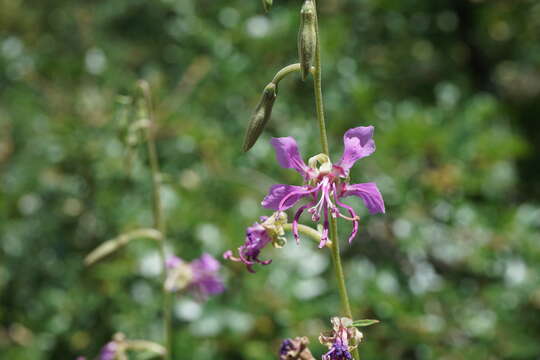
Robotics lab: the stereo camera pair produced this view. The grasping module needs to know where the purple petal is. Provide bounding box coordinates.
[99,342,117,360]
[271,137,310,177]
[342,182,385,214]
[192,253,220,273]
[261,184,309,210]
[166,255,183,269]
[194,275,225,295]
[336,126,376,173]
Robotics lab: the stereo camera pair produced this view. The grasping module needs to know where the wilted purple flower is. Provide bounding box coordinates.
[262,126,384,247]
[165,253,224,300]
[319,317,363,360]
[279,337,315,360]
[224,212,287,273]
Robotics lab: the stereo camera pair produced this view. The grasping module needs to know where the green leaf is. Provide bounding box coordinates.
[350,319,380,327]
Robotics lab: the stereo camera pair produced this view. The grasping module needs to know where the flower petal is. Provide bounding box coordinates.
[194,275,225,295]
[261,184,309,210]
[342,182,385,214]
[336,126,375,173]
[271,137,310,177]
[192,253,220,273]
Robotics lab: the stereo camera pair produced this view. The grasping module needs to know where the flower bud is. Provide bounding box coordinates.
[298,0,317,81]
[262,0,273,12]
[242,82,277,152]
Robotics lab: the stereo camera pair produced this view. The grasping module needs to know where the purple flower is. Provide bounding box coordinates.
[262,126,385,247]
[190,253,225,297]
[322,338,353,360]
[99,341,118,360]
[165,253,225,300]
[319,317,363,360]
[224,212,287,273]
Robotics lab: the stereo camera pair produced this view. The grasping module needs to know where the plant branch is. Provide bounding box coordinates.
[310,1,359,359]
[138,80,173,360]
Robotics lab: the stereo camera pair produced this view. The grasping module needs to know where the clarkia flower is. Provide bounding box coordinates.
[165,253,224,300]
[224,211,287,273]
[279,337,315,360]
[319,317,363,360]
[262,126,385,247]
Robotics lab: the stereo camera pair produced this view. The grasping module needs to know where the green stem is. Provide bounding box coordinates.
[139,81,173,360]
[310,2,359,359]
[282,223,332,248]
[272,63,301,85]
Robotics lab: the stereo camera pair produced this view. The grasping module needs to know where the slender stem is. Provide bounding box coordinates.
[282,223,332,248]
[138,81,173,360]
[310,2,360,359]
[272,63,301,84]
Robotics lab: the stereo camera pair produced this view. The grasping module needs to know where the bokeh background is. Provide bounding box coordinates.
[1,0,540,359]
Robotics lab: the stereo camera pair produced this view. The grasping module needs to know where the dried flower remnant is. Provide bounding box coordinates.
[279,337,315,360]
[224,211,287,272]
[319,317,363,360]
[262,126,385,248]
[165,253,224,300]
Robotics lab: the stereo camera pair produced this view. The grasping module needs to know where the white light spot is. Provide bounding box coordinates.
[190,316,222,336]
[505,259,527,286]
[175,299,202,321]
[297,250,329,277]
[138,251,163,277]
[377,271,399,294]
[18,193,42,215]
[131,281,153,304]
[1,37,23,59]
[196,223,222,253]
[293,278,327,300]
[392,219,412,239]
[246,16,270,38]
[224,311,254,334]
[85,47,107,75]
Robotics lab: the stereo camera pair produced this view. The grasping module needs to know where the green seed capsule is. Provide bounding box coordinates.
[242,83,277,152]
[262,0,273,12]
[298,0,317,81]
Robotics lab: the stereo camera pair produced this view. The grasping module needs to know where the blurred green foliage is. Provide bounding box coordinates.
[1,0,540,359]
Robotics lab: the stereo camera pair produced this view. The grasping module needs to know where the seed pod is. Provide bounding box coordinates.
[298,0,317,81]
[242,82,277,152]
[262,0,273,12]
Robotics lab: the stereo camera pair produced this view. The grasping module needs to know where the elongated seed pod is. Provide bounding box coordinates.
[262,0,273,12]
[242,83,277,152]
[298,0,317,81]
